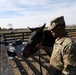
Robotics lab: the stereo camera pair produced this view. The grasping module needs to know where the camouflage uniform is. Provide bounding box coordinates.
[50,36,76,75]
[47,16,76,75]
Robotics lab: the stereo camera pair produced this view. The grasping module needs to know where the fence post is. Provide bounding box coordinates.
[22,32,24,42]
[0,34,14,75]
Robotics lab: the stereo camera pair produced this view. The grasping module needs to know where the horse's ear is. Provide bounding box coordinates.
[27,26,41,32]
[40,23,46,30]
[28,23,46,32]
[28,26,35,32]
[42,23,46,29]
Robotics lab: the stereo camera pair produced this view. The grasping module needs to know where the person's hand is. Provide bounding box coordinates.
[36,43,43,50]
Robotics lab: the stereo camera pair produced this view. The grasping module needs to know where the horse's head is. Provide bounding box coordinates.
[23,23,46,58]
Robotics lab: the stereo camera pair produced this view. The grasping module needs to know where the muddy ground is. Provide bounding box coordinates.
[10,50,51,75]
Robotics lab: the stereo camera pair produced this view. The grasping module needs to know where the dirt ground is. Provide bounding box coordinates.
[10,49,51,75]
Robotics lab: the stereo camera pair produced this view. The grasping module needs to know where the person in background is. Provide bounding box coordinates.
[37,16,76,75]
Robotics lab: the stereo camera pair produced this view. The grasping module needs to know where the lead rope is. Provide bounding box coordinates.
[39,50,42,75]
[38,32,44,75]
[39,32,45,75]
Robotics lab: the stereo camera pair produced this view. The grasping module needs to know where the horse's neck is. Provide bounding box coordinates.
[41,30,55,47]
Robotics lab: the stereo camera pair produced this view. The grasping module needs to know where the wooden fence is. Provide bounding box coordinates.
[0,34,14,75]
[0,28,76,45]
[1,31,31,45]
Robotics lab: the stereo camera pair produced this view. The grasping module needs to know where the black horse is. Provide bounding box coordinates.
[23,23,55,58]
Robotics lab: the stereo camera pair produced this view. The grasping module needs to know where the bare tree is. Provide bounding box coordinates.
[8,24,13,30]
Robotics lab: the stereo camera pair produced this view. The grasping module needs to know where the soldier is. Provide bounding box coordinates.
[47,16,76,75]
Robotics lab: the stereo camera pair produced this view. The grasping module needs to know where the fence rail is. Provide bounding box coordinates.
[1,31,31,45]
[0,28,76,45]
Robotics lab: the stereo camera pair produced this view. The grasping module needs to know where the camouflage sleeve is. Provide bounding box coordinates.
[62,43,76,75]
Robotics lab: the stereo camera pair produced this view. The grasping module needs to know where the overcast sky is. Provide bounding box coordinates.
[0,0,76,29]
